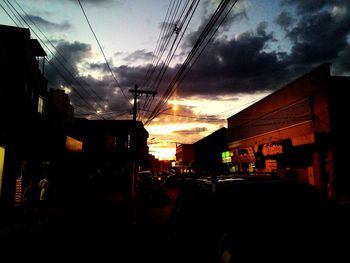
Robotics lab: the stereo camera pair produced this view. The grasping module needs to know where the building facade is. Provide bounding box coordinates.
[175,144,195,174]
[0,25,48,208]
[193,127,228,176]
[69,119,149,196]
[0,25,74,209]
[226,63,349,200]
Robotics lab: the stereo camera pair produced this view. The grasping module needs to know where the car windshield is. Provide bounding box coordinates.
[137,171,152,179]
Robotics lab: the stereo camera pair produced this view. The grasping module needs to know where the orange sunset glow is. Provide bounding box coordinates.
[146,93,270,160]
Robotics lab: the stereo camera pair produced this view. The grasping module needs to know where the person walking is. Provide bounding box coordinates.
[38,172,49,224]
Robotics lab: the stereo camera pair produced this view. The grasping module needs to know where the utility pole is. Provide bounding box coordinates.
[128,85,156,224]
[129,84,157,121]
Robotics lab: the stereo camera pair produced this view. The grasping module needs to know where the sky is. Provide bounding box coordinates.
[1,0,349,160]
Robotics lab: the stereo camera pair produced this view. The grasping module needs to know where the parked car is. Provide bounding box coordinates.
[165,172,197,187]
[169,175,339,263]
[135,170,166,204]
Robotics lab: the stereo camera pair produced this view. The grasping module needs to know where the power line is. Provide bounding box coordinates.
[0,2,20,26]
[2,0,24,27]
[12,0,108,110]
[139,108,226,122]
[77,0,130,102]
[145,0,239,125]
[140,0,183,117]
[145,0,231,123]
[2,0,104,115]
[214,97,263,115]
[140,0,200,122]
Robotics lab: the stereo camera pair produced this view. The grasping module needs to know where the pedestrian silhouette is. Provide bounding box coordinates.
[38,172,49,224]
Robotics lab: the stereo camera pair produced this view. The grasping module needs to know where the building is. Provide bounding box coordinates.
[69,119,149,196]
[226,63,349,200]
[0,25,75,208]
[175,144,195,174]
[0,25,48,208]
[193,127,228,176]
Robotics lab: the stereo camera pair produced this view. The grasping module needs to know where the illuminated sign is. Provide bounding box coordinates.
[262,142,283,156]
[66,136,83,152]
[221,151,232,163]
[230,147,256,163]
[265,159,277,172]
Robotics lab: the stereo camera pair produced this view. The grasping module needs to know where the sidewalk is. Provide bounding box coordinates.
[0,190,130,238]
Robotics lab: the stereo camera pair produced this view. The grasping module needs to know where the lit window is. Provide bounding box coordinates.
[38,96,45,114]
[66,136,83,152]
[127,134,131,150]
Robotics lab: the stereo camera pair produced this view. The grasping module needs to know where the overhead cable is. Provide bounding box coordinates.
[77,0,130,102]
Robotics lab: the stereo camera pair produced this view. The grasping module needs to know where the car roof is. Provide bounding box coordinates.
[180,174,334,210]
[172,174,337,240]
[137,170,152,174]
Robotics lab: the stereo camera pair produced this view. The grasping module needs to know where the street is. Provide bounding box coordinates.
[0,187,181,261]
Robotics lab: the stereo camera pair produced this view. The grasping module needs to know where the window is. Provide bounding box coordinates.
[0,146,5,198]
[38,95,45,114]
[127,134,131,150]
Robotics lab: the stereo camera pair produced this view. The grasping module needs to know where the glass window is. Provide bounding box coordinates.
[38,95,45,114]
[127,134,131,150]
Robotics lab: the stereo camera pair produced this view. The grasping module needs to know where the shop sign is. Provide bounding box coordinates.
[237,147,256,163]
[265,159,277,172]
[262,142,283,156]
[221,151,232,163]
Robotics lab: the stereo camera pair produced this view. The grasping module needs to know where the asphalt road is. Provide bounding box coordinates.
[2,187,349,263]
[0,187,180,260]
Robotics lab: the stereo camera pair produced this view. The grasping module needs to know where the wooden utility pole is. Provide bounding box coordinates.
[128,85,156,223]
[129,84,157,121]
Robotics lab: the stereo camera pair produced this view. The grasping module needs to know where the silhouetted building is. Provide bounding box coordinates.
[226,63,349,201]
[193,127,228,176]
[175,144,195,173]
[0,25,74,209]
[69,119,149,195]
[147,155,173,175]
[0,25,48,208]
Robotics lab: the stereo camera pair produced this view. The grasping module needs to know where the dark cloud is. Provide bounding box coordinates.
[24,15,70,31]
[86,61,155,94]
[46,40,92,80]
[183,0,248,50]
[123,49,154,62]
[286,8,350,66]
[333,43,350,75]
[42,0,350,121]
[44,40,120,115]
[88,62,109,72]
[281,0,332,14]
[170,0,350,98]
[173,127,208,137]
[274,11,295,31]
[217,4,248,33]
[176,22,288,97]
[165,2,293,98]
